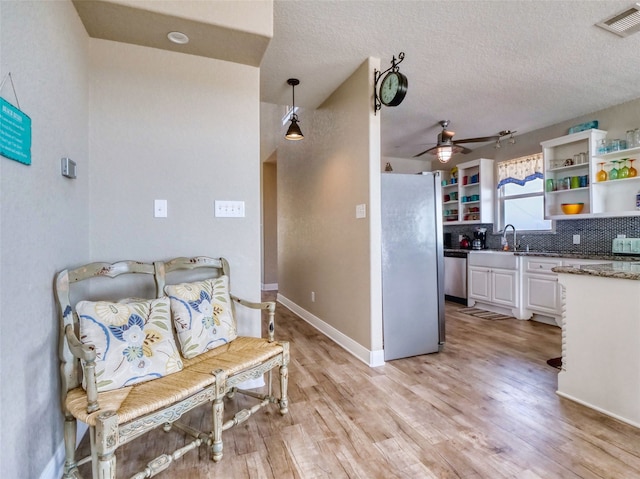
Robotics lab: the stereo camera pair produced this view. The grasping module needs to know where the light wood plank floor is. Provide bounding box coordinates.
[77,297,640,478]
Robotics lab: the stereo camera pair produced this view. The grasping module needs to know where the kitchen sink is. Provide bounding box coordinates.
[468,250,518,269]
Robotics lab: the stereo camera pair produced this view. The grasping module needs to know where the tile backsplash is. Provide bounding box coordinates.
[444,217,640,253]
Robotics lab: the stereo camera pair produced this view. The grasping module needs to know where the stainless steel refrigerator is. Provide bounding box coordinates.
[381,172,445,361]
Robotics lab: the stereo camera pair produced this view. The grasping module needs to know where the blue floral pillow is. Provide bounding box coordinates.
[164,276,237,359]
[76,297,183,392]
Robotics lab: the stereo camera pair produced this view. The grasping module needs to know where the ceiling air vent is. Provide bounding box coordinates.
[596,3,640,37]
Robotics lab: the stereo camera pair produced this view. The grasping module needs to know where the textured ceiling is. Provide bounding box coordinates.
[73,0,640,162]
[260,0,640,159]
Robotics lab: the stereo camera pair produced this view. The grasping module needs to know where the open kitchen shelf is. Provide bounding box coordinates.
[439,158,494,225]
[543,129,640,218]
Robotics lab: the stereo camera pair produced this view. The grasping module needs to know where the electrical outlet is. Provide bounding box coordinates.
[573,234,581,245]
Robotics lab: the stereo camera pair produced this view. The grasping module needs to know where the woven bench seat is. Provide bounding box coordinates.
[66,337,284,426]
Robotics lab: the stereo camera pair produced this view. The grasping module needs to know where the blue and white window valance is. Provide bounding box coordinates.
[496,153,543,189]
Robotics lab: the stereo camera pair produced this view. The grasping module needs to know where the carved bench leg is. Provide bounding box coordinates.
[62,415,80,478]
[211,369,226,462]
[279,342,290,415]
[94,411,118,479]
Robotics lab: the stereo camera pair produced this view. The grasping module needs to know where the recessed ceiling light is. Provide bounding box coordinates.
[167,31,189,44]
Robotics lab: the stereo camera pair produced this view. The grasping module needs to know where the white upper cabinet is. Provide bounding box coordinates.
[541,129,606,219]
[542,128,640,219]
[591,145,640,216]
[441,158,494,225]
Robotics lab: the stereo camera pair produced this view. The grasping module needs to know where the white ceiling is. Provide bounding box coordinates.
[260,0,640,160]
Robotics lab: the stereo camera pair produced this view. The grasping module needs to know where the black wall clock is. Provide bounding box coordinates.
[374,52,407,114]
[380,71,408,107]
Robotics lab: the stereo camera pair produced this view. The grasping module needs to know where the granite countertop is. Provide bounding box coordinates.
[552,262,640,281]
[444,248,640,262]
[514,251,640,261]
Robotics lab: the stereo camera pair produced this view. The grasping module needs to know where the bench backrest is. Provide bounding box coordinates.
[55,256,229,403]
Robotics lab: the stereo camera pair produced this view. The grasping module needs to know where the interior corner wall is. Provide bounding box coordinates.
[262,160,278,287]
[0,2,90,478]
[278,58,379,351]
[88,39,262,308]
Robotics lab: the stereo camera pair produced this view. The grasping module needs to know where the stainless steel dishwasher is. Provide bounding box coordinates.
[444,250,468,305]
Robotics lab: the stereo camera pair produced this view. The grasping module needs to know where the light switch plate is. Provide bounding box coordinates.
[356,204,366,219]
[154,199,167,218]
[215,200,245,217]
[61,157,76,179]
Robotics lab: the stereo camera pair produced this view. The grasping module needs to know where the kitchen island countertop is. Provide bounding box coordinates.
[552,261,640,281]
[516,251,640,261]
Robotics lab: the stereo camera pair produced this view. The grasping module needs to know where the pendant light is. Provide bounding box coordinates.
[285,78,304,141]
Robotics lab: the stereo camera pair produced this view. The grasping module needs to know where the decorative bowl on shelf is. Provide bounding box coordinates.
[561,203,584,215]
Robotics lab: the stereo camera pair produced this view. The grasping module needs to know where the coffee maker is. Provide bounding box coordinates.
[472,228,487,250]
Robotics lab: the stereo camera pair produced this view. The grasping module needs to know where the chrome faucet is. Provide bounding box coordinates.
[502,224,517,251]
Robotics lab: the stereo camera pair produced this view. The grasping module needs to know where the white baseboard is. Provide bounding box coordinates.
[556,391,640,429]
[276,294,385,367]
[261,282,278,291]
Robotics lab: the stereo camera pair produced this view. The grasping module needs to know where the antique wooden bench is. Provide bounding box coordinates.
[55,256,289,479]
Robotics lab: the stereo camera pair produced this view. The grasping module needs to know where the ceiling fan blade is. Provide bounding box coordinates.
[455,145,472,154]
[413,144,471,158]
[413,145,438,158]
[453,135,500,144]
[413,121,508,158]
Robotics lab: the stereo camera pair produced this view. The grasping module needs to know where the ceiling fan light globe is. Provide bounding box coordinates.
[436,145,453,163]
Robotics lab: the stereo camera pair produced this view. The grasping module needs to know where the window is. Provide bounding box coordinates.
[497,154,553,233]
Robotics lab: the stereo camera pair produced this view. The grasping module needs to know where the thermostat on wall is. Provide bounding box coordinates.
[61,157,76,179]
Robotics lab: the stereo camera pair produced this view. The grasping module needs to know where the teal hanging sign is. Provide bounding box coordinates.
[0,97,32,165]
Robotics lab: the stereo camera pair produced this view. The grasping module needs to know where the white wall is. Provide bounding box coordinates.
[88,39,262,305]
[1,4,264,478]
[277,58,382,360]
[0,2,90,477]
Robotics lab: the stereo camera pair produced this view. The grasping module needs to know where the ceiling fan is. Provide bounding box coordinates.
[413,120,516,163]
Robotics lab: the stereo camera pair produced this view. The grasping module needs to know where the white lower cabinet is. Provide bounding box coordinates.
[492,269,518,306]
[524,274,560,315]
[468,266,491,302]
[523,258,562,319]
[469,266,518,307]
[468,252,614,322]
[522,257,606,324]
[467,251,526,319]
